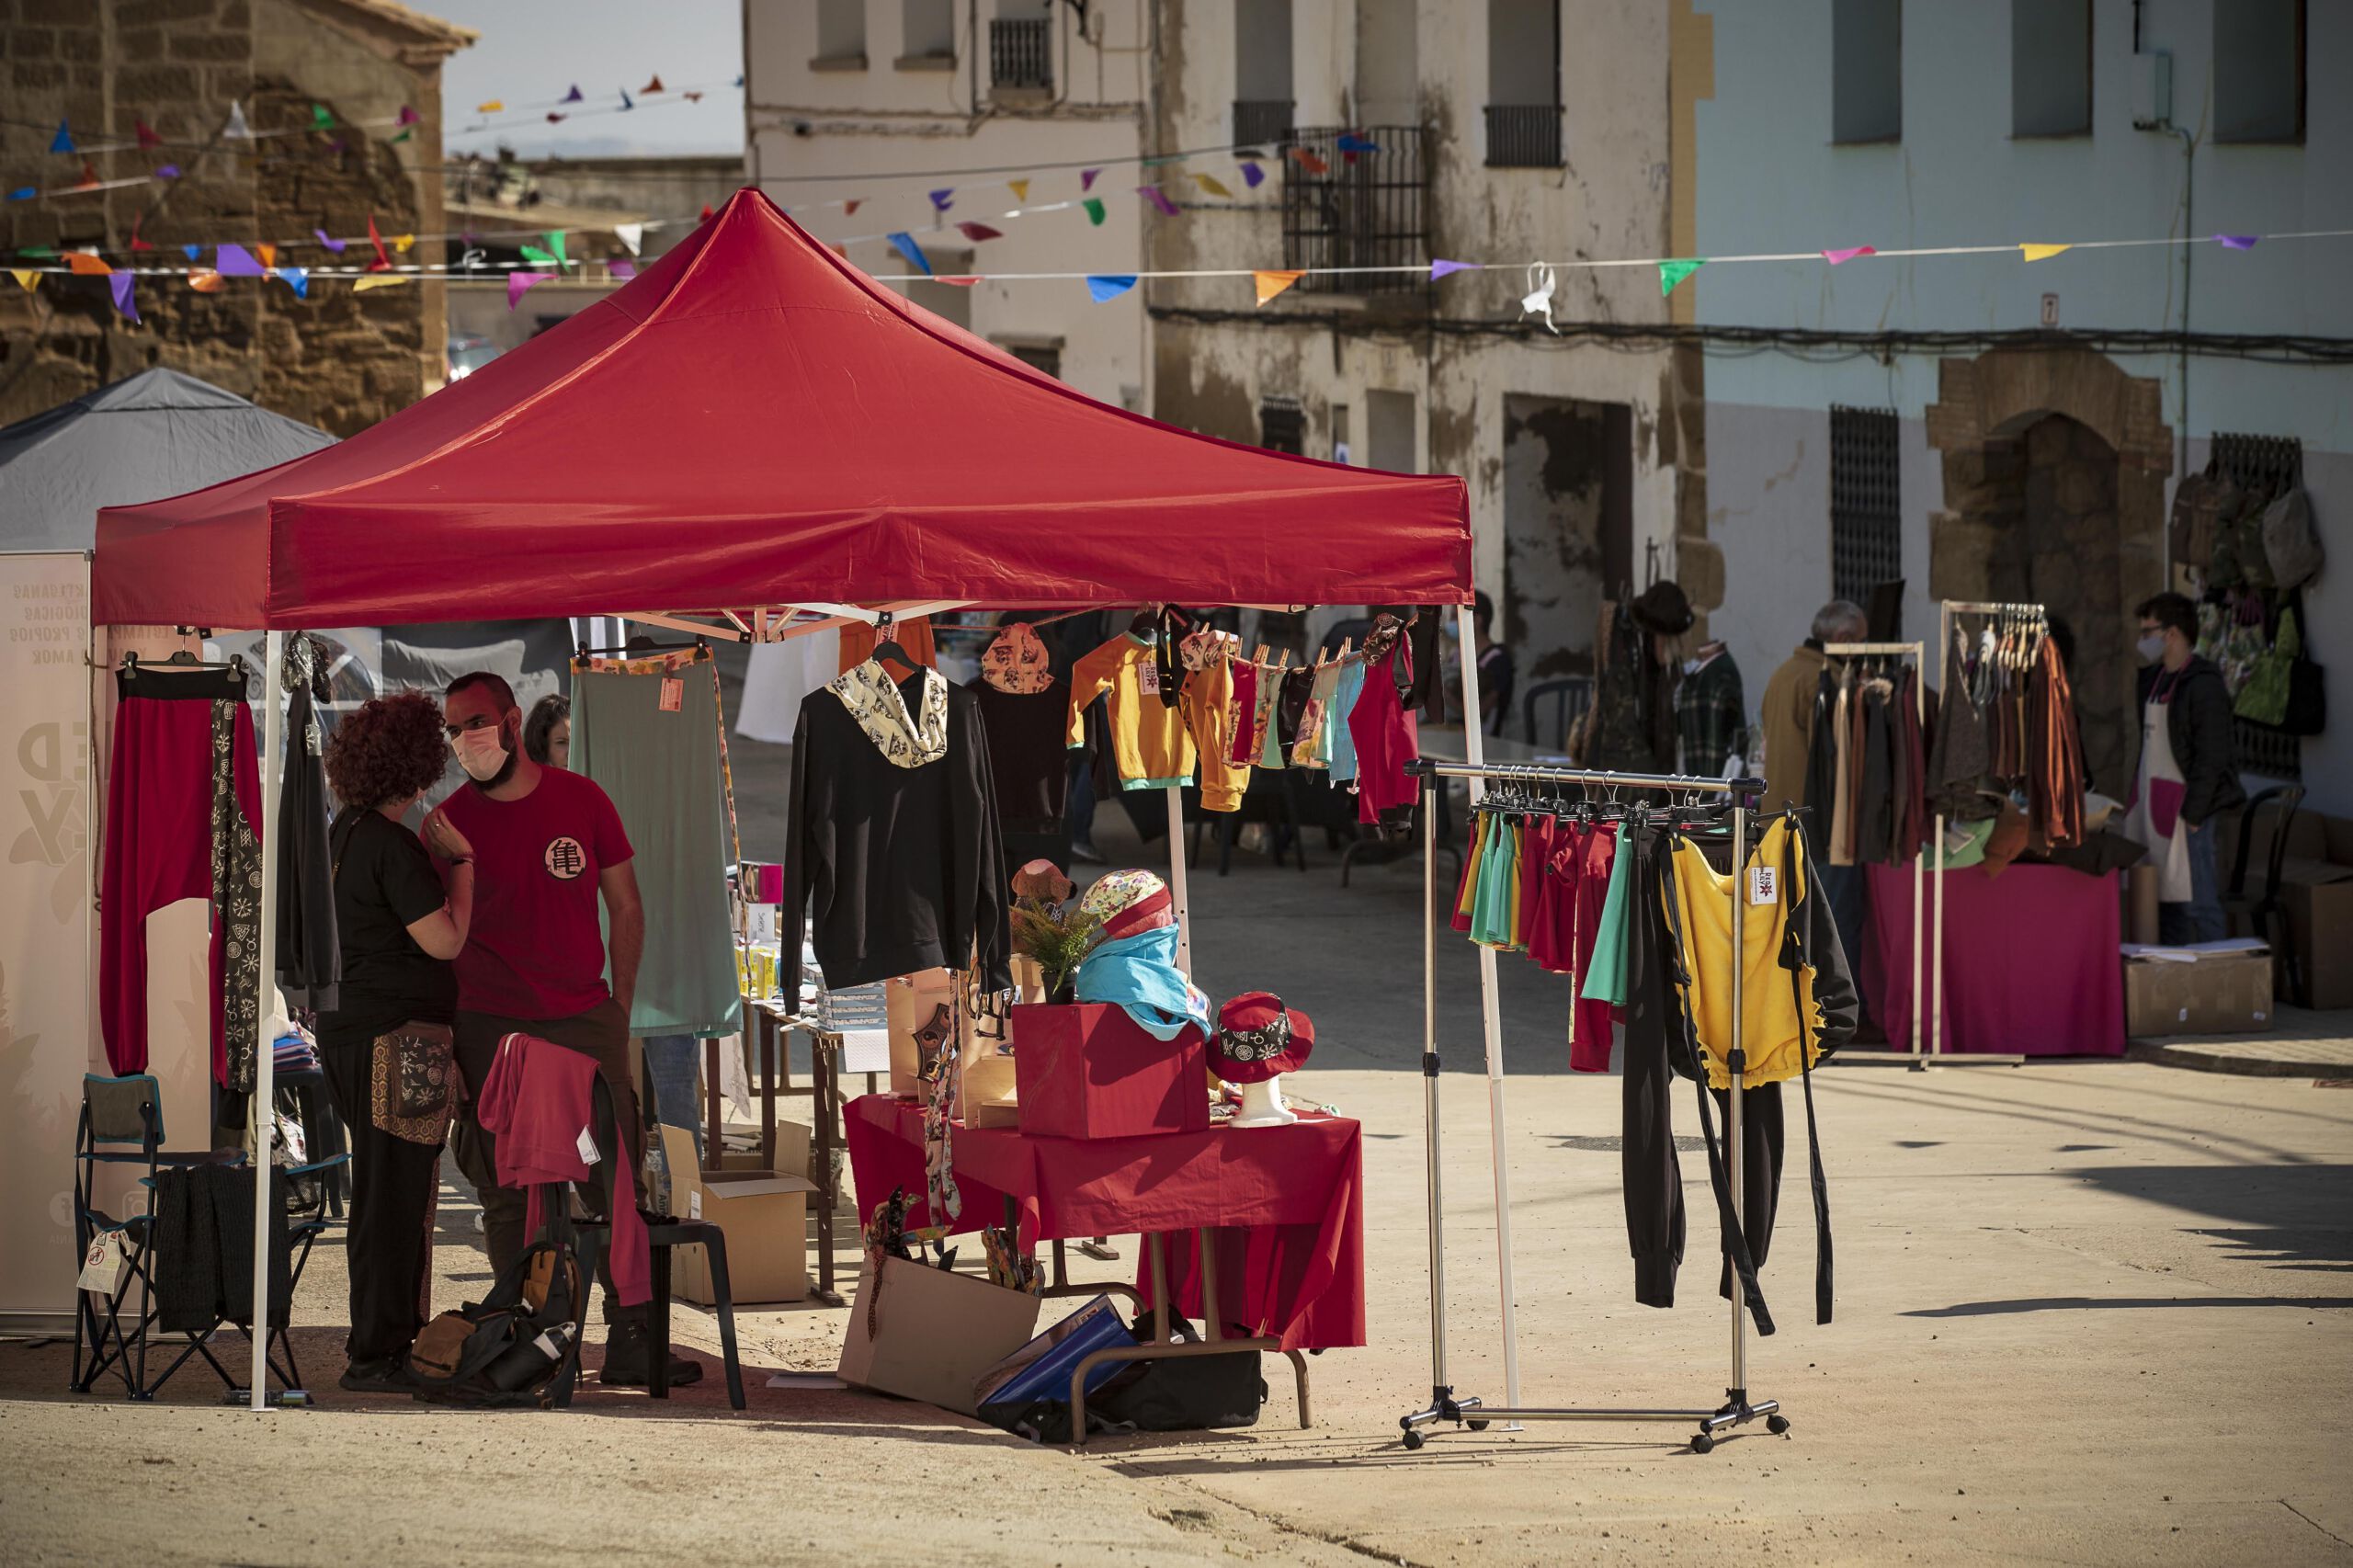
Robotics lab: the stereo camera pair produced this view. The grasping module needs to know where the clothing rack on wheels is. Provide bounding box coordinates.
[1400,602,1790,1454]
[1820,641,1931,1068]
[1927,601,2043,1069]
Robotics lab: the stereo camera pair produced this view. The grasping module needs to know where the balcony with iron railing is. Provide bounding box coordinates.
[1279,125,1430,296]
[990,17,1051,91]
[1232,99,1294,149]
[1484,104,1563,168]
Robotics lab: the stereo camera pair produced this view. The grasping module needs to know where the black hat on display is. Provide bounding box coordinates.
[1631,579,1695,636]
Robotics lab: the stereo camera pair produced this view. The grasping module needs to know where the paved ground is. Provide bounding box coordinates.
[5,803,2350,1565]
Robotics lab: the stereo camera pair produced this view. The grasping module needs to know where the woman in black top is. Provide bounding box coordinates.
[316,692,475,1392]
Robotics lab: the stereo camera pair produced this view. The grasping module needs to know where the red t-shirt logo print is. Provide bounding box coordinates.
[544,835,587,881]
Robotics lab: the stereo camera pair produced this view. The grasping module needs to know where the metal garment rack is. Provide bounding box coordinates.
[1398,756,1787,1455]
[1929,601,2045,1068]
[1820,642,1930,1068]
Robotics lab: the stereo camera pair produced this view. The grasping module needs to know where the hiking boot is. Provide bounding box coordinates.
[597,1317,702,1387]
[338,1355,415,1394]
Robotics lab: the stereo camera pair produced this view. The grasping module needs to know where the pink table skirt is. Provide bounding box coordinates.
[1863,861,2124,1057]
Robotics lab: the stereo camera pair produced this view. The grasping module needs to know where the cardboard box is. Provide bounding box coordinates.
[715,1118,813,1182]
[2229,807,2353,1009]
[1011,1003,1211,1140]
[658,1124,818,1306]
[836,1253,1043,1415]
[2122,951,2276,1038]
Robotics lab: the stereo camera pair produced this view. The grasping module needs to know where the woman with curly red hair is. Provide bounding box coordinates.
[317,691,475,1392]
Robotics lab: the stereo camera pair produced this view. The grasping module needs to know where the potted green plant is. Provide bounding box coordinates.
[1008,860,1099,1005]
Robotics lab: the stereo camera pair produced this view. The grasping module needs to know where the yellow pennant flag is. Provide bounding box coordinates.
[1254,268,1305,306]
[10,269,36,291]
[2019,242,2072,262]
[188,269,224,292]
[476,100,504,113]
[256,242,277,268]
[66,252,112,276]
[1192,172,1235,199]
[1007,178,1029,202]
[352,274,410,291]
[392,233,416,253]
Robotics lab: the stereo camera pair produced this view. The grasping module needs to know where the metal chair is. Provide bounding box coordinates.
[1522,676,1593,753]
[2225,783,2307,1006]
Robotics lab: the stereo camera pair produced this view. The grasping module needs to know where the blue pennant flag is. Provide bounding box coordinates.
[1086,274,1139,302]
[886,232,932,275]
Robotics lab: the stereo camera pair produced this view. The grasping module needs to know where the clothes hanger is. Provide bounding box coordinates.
[869,611,917,674]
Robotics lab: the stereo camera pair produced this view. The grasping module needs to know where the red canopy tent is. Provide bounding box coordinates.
[93,187,1468,630]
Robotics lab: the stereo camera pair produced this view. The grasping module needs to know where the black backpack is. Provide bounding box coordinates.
[408,1233,590,1408]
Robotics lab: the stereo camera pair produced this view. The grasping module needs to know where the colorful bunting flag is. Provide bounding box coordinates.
[957,222,1003,242]
[188,270,224,292]
[1658,256,1706,294]
[10,270,36,291]
[685,91,704,102]
[276,266,308,300]
[392,233,415,253]
[1085,274,1138,302]
[392,129,411,143]
[642,75,665,93]
[314,229,347,253]
[109,273,138,322]
[1191,173,1234,199]
[699,203,713,221]
[6,188,32,202]
[1253,269,1305,305]
[66,252,111,276]
[76,164,98,190]
[563,85,585,103]
[223,101,250,140]
[928,188,954,213]
[887,232,933,275]
[2019,243,2071,262]
[934,276,982,287]
[613,222,643,256]
[843,199,861,217]
[135,120,163,150]
[352,275,409,292]
[2215,233,2258,250]
[547,232,568,265]
[1008,178,1030,202]
[182,244,201,260]
[1138,186,1179,217]
[1288,146,1329,175]
[311,104,334,131]
[507,271,551,309]
[218,244,266,277]
[256,243,277,268]
[620,89,635,110]
[1821,245,1875,265]
[50,120,74,154]
[1240,161,1264,188]
[367,215,390,271]
[519,244,559,267]
[1081,168,1101,191]
[1430,259,1477,278]
[1082,198,1105,225]
[154,165,179,179]
[476,100,504,113]
[1336,132,1381,153]
[547,112,568,123]
[609,260,637,281]
[130,226,152,252]
[398,105,420,126]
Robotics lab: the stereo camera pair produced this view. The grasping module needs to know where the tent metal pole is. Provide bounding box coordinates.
[1165,785,1191,973]
[248,629,284,1412]
[1451,601,1522,1418]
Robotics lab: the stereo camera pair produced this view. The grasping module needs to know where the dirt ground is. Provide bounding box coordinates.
[5,813,2350,1566]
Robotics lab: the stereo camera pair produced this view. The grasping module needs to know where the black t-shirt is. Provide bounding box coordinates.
[316,809,458,1050]
[973,683,1071,833]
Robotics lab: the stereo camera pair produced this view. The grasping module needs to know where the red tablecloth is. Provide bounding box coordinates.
[844,1096,1366,1350]
[1864,862,2124,1056]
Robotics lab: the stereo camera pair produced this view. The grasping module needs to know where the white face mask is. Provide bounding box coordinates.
[2136,632,2168,665]
[453,724,510,782]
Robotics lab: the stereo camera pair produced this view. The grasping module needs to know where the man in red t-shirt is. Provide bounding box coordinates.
[429,672,690,1386]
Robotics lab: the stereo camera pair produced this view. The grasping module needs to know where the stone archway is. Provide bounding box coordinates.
[1925,348,2172,795]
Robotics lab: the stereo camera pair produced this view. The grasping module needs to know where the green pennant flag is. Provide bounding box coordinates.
[1658,256,1707,295]
[1083,198,1106,226]
[392,129,412,143]
[519,244,559,267]
[311,104,333,131]
[546,231,567,265]
[20,246,58,258]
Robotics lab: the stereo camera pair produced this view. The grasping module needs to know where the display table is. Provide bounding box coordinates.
[844,1095,1366,1353]
[1864,862,2125,1057]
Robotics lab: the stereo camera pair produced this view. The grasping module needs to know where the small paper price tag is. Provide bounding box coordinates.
[1747,866,1779,906]
[659,677,684,712]
[688,1189,703,1221]
[1137,661,1160,696]
[576,1126,602,1165]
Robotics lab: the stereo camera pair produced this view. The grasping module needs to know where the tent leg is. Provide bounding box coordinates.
[249,629,284,1411]
[1165,785,1191,974]
[1451,602,1521,1419]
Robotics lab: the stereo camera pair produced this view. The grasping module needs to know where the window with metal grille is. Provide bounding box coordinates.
[1259,397,1304,454]
[1485,0,1563,167]
[1000,340,1062,380]
[1279,125,1428,295]
[991,16,1051,89]
[1233,99,1294,148]
[2212,431,2306,779]
[1830,405,1902,607]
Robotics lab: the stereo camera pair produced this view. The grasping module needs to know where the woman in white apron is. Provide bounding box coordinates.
[2122,664,2196,940]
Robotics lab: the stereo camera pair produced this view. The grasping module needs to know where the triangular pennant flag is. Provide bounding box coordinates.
[130,227,153,252]
[217,244,266,277]
[398,105,420,126]
[392,128,412,143]
[1288,146,1329,175]
[2019,243,2071,262]
[2214,233,2258,250]
[256,243,277,268]
[507,271,551,309]
[109,273,138,322]
[1336,132,1381,152]
[1082,198,1106,225]
[188,269,224,292]
[18,247,57,258]
[613,222,642,256]
[547,232,568,265]
[886,232,932,275]
[928,188,954,212]
[1821,244,1876,265]
[1430,259,1477,278]
[518,244,559,267]
[276,266,309,300]
[1086,275,1139,302]
[685,91,704,102]
[314,229,347,253]
[1138,185,1179,217]
[352,274,409,292]
[1081,168,1101,191]
[609,260,636,281]
[828,244,849,260]
[6,188,33,201]
[843,199,861,217]
[1191,172,1234,199]
[956,222,1003,242]
[392,233,415,253]
[642,74,665,93]
[182,244,201,260]
[546,113,567,124]
[311,104,334,131]
[50,120,74,154]
[1240,161,1264,188]
[66,252,111,276]
[1007,178,1029,202]
[153,165,179,179]
[699,203,714,221]
[620,88,634,110]
[476,100,504,113]
[10,269,37,291]
[76,164,98,190]
[563,85,584,103]
[1253,269,1305,305]
[1658,256,1707,294]
[934,276,982,287]
[367,215,390,271]
[135,120,163,150]
[223,101,250,139]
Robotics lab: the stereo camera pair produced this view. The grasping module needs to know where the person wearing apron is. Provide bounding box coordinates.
[2129,594,2246,944]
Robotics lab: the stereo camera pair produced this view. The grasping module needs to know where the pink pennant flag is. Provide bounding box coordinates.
[956,222,1003,242]
[609,260,636,281]
[1821,244,1876,266]
[1137,185,1180,217]
[507,271,551,310]
[934,276,983,287]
